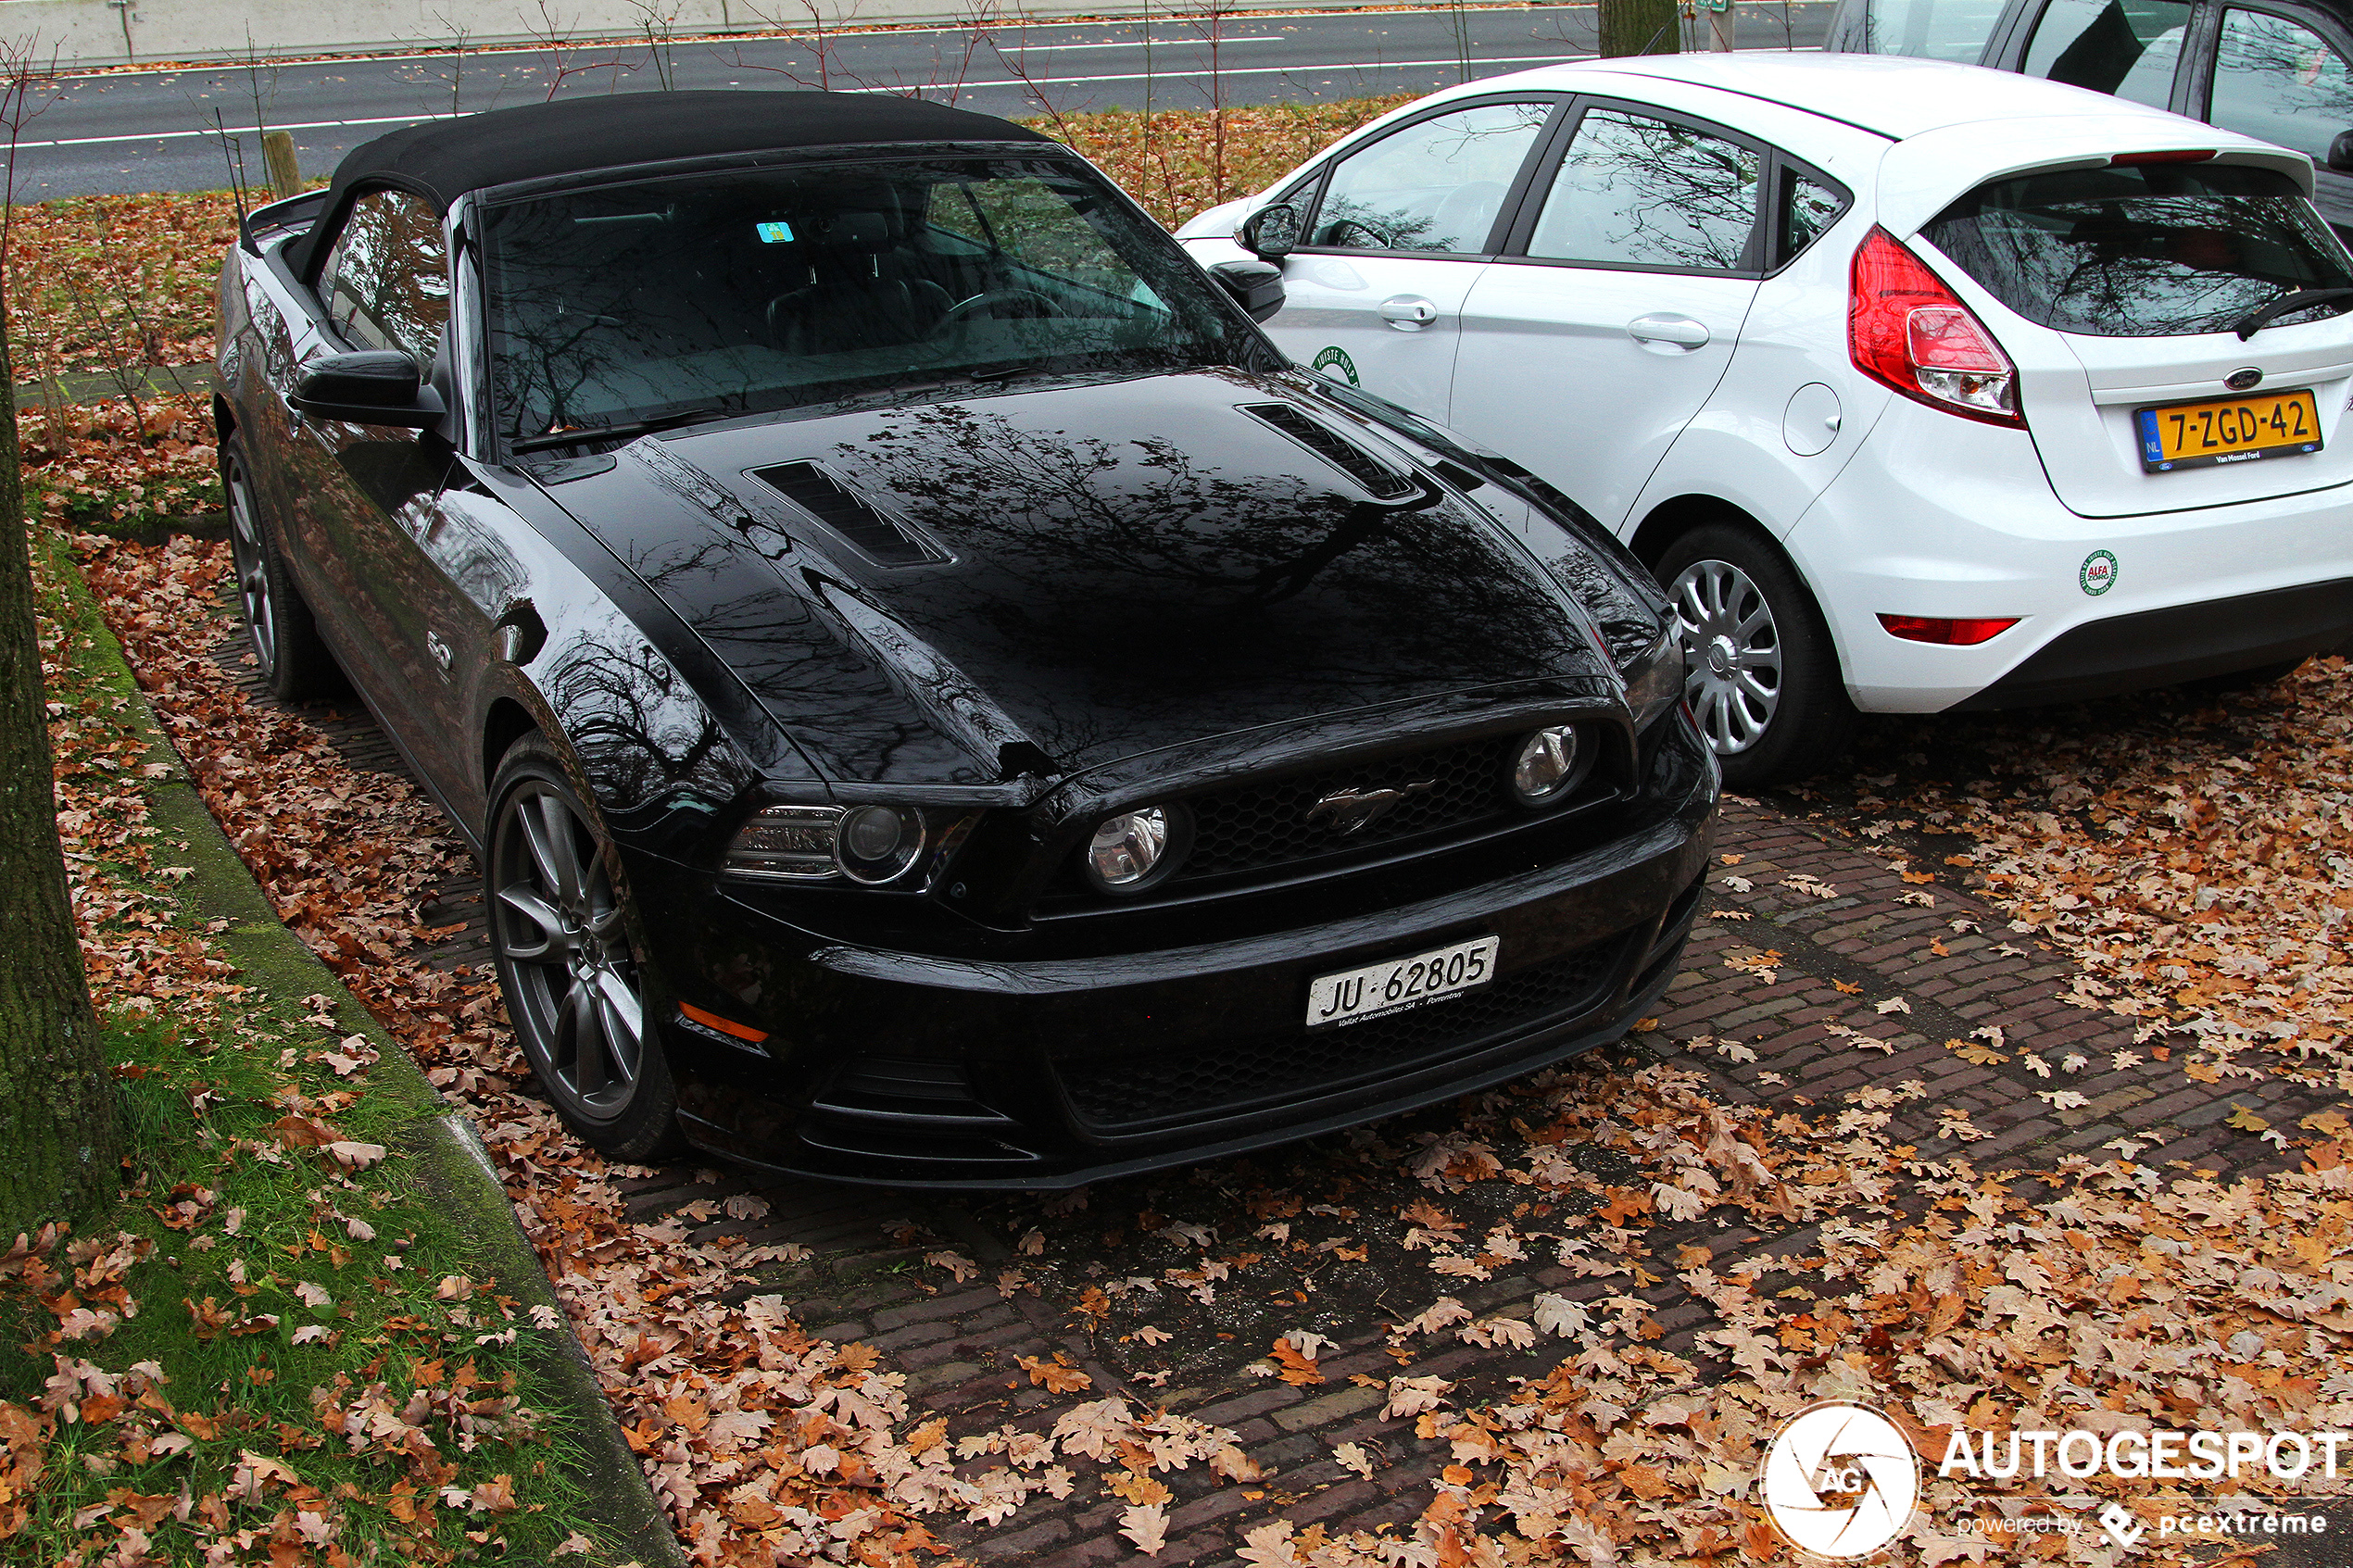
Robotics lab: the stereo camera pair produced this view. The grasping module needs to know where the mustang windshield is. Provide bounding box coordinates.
[477,156,1258,446]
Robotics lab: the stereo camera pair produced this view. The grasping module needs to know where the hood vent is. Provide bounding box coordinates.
[750,461,947,568]
[1240,403,1417,501]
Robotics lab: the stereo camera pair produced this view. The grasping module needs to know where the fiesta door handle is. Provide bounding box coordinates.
[1628,313,1711,350]
[1378,295,1440,331]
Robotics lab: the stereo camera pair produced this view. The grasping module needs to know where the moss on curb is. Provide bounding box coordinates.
[47,536,684,1568]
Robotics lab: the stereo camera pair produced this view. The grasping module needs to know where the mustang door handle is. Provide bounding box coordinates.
[1378,295,1440,331]
[1627,313,1711,350]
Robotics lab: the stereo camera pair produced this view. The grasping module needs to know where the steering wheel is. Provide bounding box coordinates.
[932,287,1068,333]
[1324,220,1392,250]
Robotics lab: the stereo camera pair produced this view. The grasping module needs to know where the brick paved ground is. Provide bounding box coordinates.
[205,620,2346,1563]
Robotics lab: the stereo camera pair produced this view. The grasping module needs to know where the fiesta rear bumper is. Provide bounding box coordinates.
[1950,578,2353,709]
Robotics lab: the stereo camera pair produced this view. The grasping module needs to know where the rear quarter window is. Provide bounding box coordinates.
[1919,163,2353,336]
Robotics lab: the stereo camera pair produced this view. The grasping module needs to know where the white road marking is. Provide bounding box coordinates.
[16,51,1601,146]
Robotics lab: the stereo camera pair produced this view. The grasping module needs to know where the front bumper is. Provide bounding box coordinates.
[647,711,1717,1189]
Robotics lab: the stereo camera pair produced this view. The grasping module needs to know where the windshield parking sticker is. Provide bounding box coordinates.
[1310,345,1359,385]
[755,220,796,244]
[2080,548,2118,596]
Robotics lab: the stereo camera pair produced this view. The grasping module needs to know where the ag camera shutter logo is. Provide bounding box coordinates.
[1760,1402,1920,1560]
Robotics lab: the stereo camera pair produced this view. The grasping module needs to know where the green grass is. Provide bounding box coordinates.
[1,530,598,1565]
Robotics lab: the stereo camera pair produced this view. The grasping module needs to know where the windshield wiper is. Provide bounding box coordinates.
[2231,287,2353,341]
[510,407,726,454]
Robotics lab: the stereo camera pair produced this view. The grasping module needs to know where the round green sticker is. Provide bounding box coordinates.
[2080,549,2118,596]
[1310,345,1359,386]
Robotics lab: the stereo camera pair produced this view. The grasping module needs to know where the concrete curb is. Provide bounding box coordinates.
[49,540,686,1568]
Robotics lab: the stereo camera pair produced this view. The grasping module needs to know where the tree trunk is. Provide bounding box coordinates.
[1598,0,1683,56]
[0,299,118,1241]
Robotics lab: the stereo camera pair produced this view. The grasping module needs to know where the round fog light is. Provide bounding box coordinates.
[1511,725,1592,807]
[1084,805,1187,893]
[836,805,924,884]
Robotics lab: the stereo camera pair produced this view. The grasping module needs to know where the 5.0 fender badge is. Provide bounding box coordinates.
[2080,549,2118,596]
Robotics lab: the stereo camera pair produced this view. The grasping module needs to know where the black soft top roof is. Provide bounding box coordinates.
[285,89,1052,276]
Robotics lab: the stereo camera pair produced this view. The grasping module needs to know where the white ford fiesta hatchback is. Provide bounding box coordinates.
[1178,53,2353,788]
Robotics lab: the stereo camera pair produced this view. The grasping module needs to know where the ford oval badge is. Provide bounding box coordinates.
[2225,367,2263,391]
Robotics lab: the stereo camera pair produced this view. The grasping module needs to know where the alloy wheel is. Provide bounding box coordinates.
[223,456,278,679]
[1670,557,1782,757]
[491,783,646,1121]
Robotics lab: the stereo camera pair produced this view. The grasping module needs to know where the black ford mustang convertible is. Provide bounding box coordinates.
[215,91,1717,1187]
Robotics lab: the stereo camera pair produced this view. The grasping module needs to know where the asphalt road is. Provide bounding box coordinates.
[14,2,1831,198]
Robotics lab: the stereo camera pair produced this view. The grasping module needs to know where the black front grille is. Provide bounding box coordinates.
[1178,736,1517,882]
[1055,936,1629,1129]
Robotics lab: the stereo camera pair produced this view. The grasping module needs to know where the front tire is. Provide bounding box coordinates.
[220,434,339,702]
[1656,523,1853,791]
[485,735,681,1161]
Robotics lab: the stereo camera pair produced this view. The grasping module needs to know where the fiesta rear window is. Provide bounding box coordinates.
[1919,163,2353,337]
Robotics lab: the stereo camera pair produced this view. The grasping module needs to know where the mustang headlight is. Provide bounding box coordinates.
[724,803,950,885]
[1624,622,1685,732]
[1082,803,1191,894]
[837,805,925,884]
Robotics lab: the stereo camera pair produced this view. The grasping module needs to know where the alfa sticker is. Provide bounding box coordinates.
[2080,549,2118,596]
[1310,345,1359,385]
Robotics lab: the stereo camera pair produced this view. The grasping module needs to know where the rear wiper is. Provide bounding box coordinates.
[2231,287,2353,341]
[510,407,726,454]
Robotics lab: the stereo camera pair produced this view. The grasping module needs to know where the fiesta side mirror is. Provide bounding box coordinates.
[1209,258,1286,322]
[289,349,445,428]
[2330,131,2353,172]
[1237,202,1302,260]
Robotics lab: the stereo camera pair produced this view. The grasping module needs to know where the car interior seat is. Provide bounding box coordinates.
[1428,181,1508,252]
[767,207,952,356]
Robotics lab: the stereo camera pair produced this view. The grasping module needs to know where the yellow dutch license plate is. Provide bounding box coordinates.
[2136,389,2322,472]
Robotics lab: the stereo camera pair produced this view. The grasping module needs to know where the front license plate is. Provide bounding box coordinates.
[1306,936,1499,1029]
[2135,389,2322,472]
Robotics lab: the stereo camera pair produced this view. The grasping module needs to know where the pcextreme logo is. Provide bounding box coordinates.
[1758,1402,1921,1560]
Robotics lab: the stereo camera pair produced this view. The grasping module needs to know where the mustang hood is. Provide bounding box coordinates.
[530,369,1618,788]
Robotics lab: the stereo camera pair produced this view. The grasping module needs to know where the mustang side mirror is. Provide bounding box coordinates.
[1237,202,1302,260]
[1209,258,1286,322]
[289,349,446,427]
[2330,131,2353,172]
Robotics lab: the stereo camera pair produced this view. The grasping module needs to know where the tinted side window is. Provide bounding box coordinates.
[1525,109,1761,271]
[1857,0,2009,60]
[1921,162,2353,336]
[2020,0,2192,107]
[1307,102,1552,255]
[1778,168,1848,264]
[2209,9,2353,163]
[321,191,450,368]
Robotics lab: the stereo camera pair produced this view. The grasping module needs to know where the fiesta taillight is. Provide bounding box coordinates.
[1849,226,2023,428]
[1877,614,2020,646]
